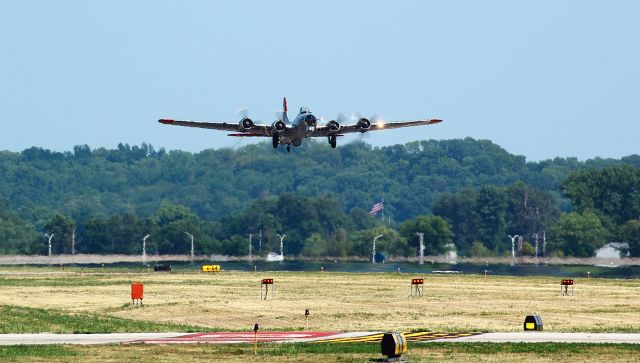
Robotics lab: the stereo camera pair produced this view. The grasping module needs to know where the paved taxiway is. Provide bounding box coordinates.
[434,332,640,344]
[1,332,640,345]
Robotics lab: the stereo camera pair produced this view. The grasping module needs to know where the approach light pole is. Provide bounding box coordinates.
[142,234,151,266]
[45,233,54,257]
[508,235,520,259]
[184,232,194,262]
[248,233,253,261]
[71,227,76,255]
[372,234,383,264]
[277,234,286,258]
[416,232,425,265]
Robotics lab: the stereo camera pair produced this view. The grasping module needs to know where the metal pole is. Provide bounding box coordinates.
[248,233,253,261]
[142,234,150,266]
[416,232,425,265]
[71,227,76,255]
[45,234,54,257]
[184,232,194,262]
[508,235,519,259]
[372,234,382,263]
[277,234,286,258]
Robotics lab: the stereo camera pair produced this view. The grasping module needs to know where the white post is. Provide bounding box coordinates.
[71,227,76,255]
[185,232,194,262]
[542,231,546,257]
[508,235,519,259]
[372,234,383,263]
[416,232,425,265]
[248,233,253,261]
[45,234,54,257]
[142,234,150,266]
[277,234,286,259]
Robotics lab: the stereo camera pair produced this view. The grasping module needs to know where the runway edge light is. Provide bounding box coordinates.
[524,315,543,331]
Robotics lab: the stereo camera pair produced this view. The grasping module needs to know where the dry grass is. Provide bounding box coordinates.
[5,343,640,363]
[1,268,639,333]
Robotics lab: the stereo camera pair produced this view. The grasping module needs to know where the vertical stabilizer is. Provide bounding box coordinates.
[283,97,289,124]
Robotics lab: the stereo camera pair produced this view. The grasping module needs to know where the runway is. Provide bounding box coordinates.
[1,332,639,345]
[433,332,640,344]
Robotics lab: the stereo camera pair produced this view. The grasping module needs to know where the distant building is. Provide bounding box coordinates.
[595,242,629,259]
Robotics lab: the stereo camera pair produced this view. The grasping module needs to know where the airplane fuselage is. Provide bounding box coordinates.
[275,109,318,147]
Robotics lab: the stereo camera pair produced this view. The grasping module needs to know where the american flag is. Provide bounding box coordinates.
[369,201,384,216]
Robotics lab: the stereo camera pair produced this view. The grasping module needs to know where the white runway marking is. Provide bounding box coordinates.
[428,332,640,344]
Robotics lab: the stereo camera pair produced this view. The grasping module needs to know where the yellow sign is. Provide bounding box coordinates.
[525,323,535,330]
[202,265,221,273]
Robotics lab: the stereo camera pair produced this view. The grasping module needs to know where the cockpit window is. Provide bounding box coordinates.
[300,107,311,114]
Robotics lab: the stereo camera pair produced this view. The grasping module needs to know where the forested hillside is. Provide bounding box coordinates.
[1,138,638,257]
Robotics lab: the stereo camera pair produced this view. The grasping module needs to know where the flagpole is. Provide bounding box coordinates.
[381,197,384,223]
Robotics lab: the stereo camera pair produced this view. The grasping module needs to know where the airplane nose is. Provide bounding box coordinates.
[305,115,317,126]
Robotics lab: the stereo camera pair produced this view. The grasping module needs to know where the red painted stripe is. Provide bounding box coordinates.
[133,331,339,344]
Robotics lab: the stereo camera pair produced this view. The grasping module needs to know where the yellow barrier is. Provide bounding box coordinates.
[381,332,407,360]
[202,265,221,273]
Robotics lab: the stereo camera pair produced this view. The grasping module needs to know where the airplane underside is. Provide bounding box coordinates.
[273,134,304,152]
[273,131,337,152]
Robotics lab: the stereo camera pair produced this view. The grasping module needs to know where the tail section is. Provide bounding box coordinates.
[283,97,289,124]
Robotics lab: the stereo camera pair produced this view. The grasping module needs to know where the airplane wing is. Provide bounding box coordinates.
[158,119,272,136]
[309,119,443,137]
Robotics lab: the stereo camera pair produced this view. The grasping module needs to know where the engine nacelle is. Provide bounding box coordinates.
[356,118,371,132]
[326,120,341,133]
[239,118,254,131]
[271,120,286,132]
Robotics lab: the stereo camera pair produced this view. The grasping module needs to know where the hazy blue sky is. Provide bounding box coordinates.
[1,1,638,161]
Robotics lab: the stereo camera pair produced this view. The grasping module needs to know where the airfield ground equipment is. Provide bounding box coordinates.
[410,278,424,297]
[381,332,407,361]
[561,279,574,296]
[130,283,143,305]
[524,315,543,331]
[305,309,310,330]
[153,264,172,272]
[202,265,220,273]
[253,323,259,354]
[260,278,275,300]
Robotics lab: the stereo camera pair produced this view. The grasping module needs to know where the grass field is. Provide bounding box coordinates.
[0,267,639,333]
[2,343,640,362]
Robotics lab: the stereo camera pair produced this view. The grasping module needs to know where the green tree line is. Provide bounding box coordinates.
[0,139,639,257]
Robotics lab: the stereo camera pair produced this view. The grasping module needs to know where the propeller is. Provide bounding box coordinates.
[350,112,383,140]
[273,109,284,122]
[236,108,249,120]
[237,108,263,122]
[370,113,385,129]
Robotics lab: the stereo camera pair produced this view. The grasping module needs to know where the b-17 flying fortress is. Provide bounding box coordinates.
[159,97,442,152]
